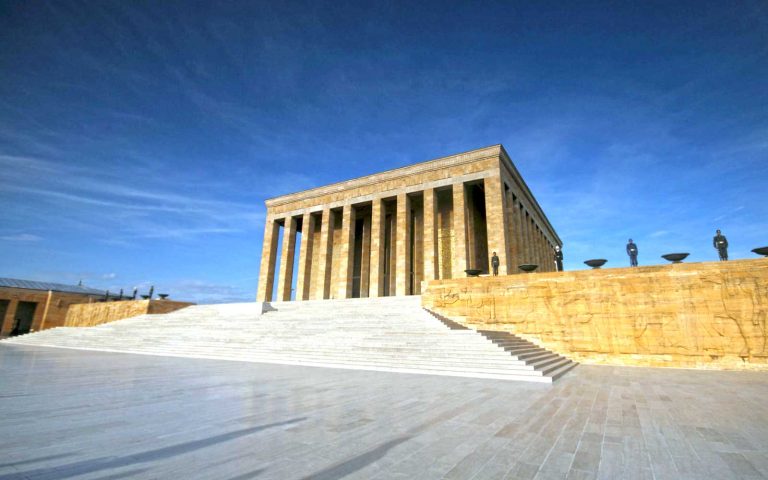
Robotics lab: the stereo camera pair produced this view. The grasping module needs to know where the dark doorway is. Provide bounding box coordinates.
[467,183,489,273]
[383,213,393,297]
[11,301,36,336]
[0,300,9,334]
[351,217,365,298]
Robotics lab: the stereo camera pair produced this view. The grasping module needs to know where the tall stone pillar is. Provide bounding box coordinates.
[369,199,384,297]
[545,238,553,272]
[423,188,437,282]
[395,193,410,295]
[534,223,543,270]
[315,208,333,300]
[276,216,297,301]
[517,203,527,267]
[337,204,355,299]
[452,182,468,278]
[536,227,545,271]
[484,176,511,275]
[502,186,513,273]
[295,212,314,300]
[508,194,521,273]
[256,217,280,301]
[531,224,540,269]
[523,210,533,265]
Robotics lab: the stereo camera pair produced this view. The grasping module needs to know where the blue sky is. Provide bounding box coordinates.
[1,1,766,303]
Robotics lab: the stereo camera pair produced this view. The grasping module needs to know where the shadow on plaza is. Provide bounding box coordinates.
[0,418,305,480]
[0,453,75,469]
[299,436,412,480]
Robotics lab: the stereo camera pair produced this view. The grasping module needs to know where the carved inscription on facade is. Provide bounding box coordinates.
[423,259,768,370]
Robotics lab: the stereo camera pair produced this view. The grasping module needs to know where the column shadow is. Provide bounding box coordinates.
[1,417,305,480]
[299,436,412,480]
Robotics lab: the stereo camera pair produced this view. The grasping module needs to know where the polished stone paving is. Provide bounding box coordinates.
[1,345,767,480]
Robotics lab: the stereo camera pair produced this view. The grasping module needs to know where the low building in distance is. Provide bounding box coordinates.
[0,278,113,337]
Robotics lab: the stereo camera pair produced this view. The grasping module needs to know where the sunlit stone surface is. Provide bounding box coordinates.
[257,145,562,301]
[2,346,768,479]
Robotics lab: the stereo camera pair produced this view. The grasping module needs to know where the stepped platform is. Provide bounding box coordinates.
[1,296,575,383]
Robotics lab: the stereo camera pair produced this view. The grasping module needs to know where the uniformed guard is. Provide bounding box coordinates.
[490,252,500,276]
[713,229,728,261]
[626,239,638,267]
[554,245,564,271]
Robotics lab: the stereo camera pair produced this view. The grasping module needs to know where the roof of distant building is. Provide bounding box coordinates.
[0,278,108,296]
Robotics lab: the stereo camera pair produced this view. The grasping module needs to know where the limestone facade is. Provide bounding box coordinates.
[65,300,195,327]
[0,287,105,336]
[422,258,768,370]
[257,145,561,301]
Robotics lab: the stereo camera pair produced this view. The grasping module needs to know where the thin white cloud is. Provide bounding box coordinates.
[0,233,42,242]
[0,149,267,243]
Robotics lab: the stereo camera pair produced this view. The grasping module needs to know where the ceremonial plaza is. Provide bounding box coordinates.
[2,145,767,479]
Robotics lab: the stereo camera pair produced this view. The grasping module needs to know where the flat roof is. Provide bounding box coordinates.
[264,144,503,205]
[0,278,108,296]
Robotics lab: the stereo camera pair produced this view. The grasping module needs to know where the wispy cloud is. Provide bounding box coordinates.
[146,279,254,304]
[0,233,41,242]
[0,151,263,243]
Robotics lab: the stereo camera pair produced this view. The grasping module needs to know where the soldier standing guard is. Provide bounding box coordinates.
[713,229,728,261]
[491,252,500,276]
[626,239,638,267]
[554,245,564,271]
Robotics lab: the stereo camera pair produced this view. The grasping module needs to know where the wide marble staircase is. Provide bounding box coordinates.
[1,296,576,382]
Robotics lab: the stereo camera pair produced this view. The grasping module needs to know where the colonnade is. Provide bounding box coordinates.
[257,176,559,302]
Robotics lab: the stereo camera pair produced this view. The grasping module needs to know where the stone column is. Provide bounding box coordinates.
[256,217,280,301]
[315,208,333,300]
[423,188,437,282]
[508,194,521,273]
[531,223,540,269]
[295,212,314,301]
[518,209,527,265]
[452,182,468,278]
[502,186,513,273]
[369,199,384,297]
[545,238,553,272]
[523,210,533,265]
[517,203,527,267]
[276,216,297,301]
[484,176,511,275]
[395,193,410,295]
[336,204,355,299]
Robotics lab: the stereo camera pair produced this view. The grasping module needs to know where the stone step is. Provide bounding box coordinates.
[4,298,577,383]
[22,343,547,377]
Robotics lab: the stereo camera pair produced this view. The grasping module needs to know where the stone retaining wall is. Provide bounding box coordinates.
[65,300,195,327]
[422,258,768,370]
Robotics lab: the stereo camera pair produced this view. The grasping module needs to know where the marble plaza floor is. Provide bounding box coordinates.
[1,346,767,480]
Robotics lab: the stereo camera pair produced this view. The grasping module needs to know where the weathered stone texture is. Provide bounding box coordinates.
[423,259,768,370]
[0,287,105,335]
[257,145,561,301]
[65,300,194,327]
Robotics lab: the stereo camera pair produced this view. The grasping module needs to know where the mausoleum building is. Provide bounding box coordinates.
[256,145,561,301]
